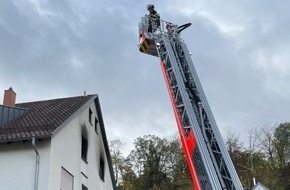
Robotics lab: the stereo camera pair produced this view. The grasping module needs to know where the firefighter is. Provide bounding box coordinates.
[147,4,160,32]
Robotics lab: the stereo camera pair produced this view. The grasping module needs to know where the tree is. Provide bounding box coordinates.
[119,158,136,190]
[110,139,136,189]
[254,124,280,189]
[273,122,290,189]
[108,122,290,190]
[273,122,290,167]
[128,135,171,189]
[225,128,243,161]
[166,134,193,190]
[126,134,193,190]
[256,124,275,163]
[224,127,245,182]
[109,139,124,186]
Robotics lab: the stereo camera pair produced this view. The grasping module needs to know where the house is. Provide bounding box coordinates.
[251,182,270,190]
[0,88,116,190]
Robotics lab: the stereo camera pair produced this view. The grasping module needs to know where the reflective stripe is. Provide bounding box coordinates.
[150,13,160,19]
[139,38,150,53]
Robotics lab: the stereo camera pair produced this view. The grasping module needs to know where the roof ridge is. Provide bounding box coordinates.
[16,94,97,105]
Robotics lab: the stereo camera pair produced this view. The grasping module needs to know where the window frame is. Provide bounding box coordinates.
[60,167,74,190]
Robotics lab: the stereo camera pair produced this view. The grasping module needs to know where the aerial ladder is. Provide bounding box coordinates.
[138,15,244,190]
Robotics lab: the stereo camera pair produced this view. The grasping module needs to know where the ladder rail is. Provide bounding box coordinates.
[179,41,243,189]
[174,37,231,188]
[158,34,222,189]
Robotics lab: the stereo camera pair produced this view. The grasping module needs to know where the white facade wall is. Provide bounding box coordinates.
[48,101,114,190]
[0,139,51,190]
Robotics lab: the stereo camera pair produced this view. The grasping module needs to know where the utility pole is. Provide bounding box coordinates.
[238,161,256,187]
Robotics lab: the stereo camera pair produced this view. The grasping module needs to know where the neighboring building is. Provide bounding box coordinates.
[0,88,116,190]
[252,182,270,190]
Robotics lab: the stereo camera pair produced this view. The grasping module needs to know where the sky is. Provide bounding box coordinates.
[1,0,289,156]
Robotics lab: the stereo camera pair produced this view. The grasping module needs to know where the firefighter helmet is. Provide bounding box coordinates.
[147,4,154,10]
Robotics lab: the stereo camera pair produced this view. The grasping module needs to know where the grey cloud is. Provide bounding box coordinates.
[1,0,290,150]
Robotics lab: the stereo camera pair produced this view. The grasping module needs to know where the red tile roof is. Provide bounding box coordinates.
[0,95,96,142]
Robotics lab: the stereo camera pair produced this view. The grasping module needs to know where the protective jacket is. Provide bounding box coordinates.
[149,10,160,27]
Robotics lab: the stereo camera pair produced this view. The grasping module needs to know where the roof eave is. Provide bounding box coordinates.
[95,97,117,190]
[0,135,51,144]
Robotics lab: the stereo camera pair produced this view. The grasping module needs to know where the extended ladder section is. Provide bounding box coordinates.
[138,16,243,190]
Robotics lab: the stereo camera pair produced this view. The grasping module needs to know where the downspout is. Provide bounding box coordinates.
[32,136,40,190]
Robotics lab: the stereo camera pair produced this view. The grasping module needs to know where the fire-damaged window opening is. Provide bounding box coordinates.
[95,117,99,134]
[81,136,88,162]
[99,158,105,181]
[89,108,93,125]
[82,184,88,190]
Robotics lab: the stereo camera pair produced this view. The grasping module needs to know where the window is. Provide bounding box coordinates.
[99,158,105,181]
[81,136,88,162]
[60,167,73,190]
[82,184,88,190]
[95,118,99,134]
[89,108,93,125]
